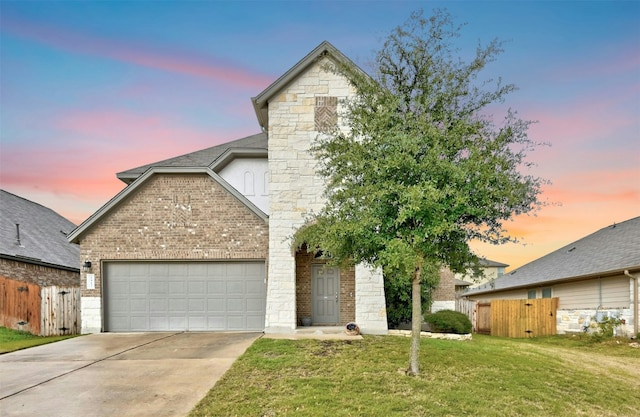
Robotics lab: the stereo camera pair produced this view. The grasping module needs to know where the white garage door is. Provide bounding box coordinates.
[104,261,266,332]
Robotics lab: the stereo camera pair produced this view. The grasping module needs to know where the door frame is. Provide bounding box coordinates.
[311,264,340,325]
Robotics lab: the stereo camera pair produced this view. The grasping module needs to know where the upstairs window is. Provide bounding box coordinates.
[315,96,338,132]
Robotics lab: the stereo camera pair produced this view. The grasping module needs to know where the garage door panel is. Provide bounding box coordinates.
[246,315,264,329]
[227,316,244,328]
[188,263,208,276]
[169,299,187,312]
[149,298,168,313]
[188,316,206,330]
[150,281,168,295]
[188,299,205,312]
[207,316,225,330]
[130,281,148,295]
[105,261,265,331]
[207,263,227,275]
[246,299,265,313]
[130,316,150,331]
[227,298,244,312]
[169,281,185,295]
[188,281,206,294]
[208,281,225,293]
[129,299,148,313]
[227,281,243,294]
[208,299,225,311]
[246,281,264,294]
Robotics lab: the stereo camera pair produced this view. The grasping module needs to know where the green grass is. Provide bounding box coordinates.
[190,334,640,417]
[0,326,77,353]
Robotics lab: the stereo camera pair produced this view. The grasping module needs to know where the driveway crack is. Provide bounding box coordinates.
[0,332,183,401]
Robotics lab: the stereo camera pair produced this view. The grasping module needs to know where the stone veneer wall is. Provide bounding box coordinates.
[78,173,268,333]
[265,56,387,333]
[557,307,635,337]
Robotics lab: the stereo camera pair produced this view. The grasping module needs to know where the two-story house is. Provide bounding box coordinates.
[68,41,389,335]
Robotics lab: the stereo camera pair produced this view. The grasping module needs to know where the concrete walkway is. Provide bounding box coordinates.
[0,332,260,417]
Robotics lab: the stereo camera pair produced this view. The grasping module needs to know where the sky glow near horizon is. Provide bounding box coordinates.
[1,1,638,271]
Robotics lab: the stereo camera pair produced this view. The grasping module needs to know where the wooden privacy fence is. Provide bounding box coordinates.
[490,298,559,338]
[455,298,476,329]
[456,297,559,337]
[0,276,80,336]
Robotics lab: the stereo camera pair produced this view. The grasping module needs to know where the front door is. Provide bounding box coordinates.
[312,264,340,324]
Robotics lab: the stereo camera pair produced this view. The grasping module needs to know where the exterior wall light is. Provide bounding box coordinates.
[83,261,92,272]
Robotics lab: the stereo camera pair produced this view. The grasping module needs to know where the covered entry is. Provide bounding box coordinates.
[312,264,340,324]
[103,261,266,331]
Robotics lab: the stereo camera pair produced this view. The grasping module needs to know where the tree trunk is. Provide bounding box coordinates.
[407,264,422,376]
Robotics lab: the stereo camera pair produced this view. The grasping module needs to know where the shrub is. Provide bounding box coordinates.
[384,274,436,328]
[424,310,472,334]
[592,313,624,338]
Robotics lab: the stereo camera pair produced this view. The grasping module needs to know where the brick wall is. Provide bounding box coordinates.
[77,173,269,332]
[0,258,79,287]
[433,268,456,302]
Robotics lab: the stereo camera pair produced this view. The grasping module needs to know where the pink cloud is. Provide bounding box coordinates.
[1,108,259,223]
[1,15,274,90]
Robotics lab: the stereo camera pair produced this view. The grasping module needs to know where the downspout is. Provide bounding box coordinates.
[624,270,639,337]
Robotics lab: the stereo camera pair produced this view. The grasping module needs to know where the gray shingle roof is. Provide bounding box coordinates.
[467,216,640,295]
[1,190,80,270]
[116,132,267,183]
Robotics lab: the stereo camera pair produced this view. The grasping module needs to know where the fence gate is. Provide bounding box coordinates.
[491,298,558,338]
[41,286,80,336]
[476,302,491,335]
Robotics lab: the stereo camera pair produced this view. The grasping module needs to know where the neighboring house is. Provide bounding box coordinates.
[462,216,640,337]
[0,190,80,334]
[69,41,395,335]
[455,258,509,288]
[431,259,507,313]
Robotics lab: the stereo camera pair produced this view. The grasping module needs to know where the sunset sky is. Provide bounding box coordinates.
[1,1,638,270]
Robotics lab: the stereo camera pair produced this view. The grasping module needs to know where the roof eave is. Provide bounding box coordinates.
[0,253,80,273]
[463,265,640,297]
[210,148,268,172]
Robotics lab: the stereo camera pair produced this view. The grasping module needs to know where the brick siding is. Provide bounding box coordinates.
[78,173,269,298]
[0,258,79,287]
[432,268,456,302]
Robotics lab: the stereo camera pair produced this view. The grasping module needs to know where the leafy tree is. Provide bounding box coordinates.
[295,9,545,376]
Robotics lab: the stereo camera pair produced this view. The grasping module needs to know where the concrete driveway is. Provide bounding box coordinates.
[0,332,261,417]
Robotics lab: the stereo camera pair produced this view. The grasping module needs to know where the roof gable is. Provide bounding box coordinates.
[116,132,267,184]
[0,190,80,270]
[68,167,268,244]
[467,216,640,295]
[251,40,364,131]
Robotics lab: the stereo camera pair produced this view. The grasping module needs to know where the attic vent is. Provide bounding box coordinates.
[315,96,338,133]
[15,224,23,247]
[509,270,517,275]
[567,247,576,253]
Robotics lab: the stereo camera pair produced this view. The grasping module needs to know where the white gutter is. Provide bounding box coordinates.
[624,270,639,337]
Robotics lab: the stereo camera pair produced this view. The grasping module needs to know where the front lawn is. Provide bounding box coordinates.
[0,326,77,353]
[190,334,640,417]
